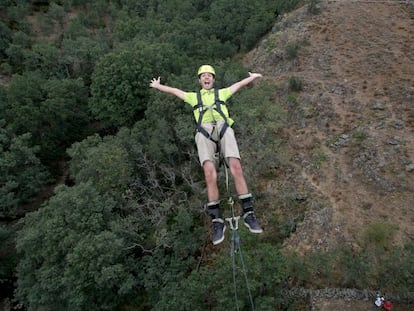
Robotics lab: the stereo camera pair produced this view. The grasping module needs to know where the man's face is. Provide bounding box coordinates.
[198,73,215,90]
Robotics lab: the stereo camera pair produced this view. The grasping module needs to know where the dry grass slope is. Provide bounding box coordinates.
[245,2,414,309]
[246,0,414,253]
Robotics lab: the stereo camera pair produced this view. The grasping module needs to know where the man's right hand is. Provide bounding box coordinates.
[150,76,161,88]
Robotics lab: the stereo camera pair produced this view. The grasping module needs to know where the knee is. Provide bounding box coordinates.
[229,158,243,177]
[203,161,217,182]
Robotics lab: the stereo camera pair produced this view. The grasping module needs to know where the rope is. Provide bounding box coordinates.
[221,150,255,311]
[225,199,255,311]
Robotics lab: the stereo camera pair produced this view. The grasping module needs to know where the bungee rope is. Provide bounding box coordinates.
[215,124,255,311]
[223,169,255,311]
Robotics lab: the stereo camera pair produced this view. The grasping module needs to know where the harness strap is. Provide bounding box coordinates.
[213,88,229,139]
[194,88,230,144]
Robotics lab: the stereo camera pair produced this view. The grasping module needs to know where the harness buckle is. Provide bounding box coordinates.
[225,216,240,231]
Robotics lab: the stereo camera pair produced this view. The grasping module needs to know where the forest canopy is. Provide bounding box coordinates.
[0,0,303,309]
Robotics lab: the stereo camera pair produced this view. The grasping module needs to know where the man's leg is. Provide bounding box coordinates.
[203,160,225,245]
[203,160,219,202]
[227,157,248,195]
[228,157,263,233]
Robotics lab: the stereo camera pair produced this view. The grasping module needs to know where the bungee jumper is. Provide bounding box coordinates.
[150,65,263,245]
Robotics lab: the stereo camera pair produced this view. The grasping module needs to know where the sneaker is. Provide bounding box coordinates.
[243,212,263,233]
[212,218,226,245]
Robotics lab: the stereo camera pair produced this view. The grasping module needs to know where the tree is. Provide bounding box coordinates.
[209,0,278,51]
[61,35,110,83]
[89,48,152,128]
[0,121,49,217]
[23,42,67,78]
[67,134,134,196]
[0,21,12,61]
[5,72,90,161]
[5,31,32,74]
[16,182,139,311]
[0,224,17,293]
[154,242,288,310]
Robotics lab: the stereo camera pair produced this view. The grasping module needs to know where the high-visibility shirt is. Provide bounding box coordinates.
[183,88,234,126]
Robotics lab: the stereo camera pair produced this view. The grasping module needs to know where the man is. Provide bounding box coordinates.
[150,65,263,245]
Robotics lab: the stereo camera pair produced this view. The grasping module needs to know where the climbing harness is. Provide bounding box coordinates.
[194,88,230,148]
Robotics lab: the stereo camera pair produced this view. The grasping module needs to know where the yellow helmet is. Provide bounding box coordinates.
[197,65,215,77]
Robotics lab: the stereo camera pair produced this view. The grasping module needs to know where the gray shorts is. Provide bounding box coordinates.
[195,121,241,166]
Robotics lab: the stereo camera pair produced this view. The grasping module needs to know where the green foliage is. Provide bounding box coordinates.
[351,130,367,146]
[67,134,134,195]
[285,252,310,285]
[272,190,309,242]
[0,224,17,286]
[132,41,188,78]
[289,76,303,92]
[154,242,288,310]
[274,0,302,14]
[313,148,329,169]
[131,90,195,164]
[5,72,91,161]
[210,0,278,52]
[138,207,205,306]
[16,182,139,311]
[377,243,414,292]
[63,128,206,309]
[0,121,49,217]
[47,2,67,27]
[113,0,283,58]
[307,0,321,14]
[89,48,152,128]
[359,222,399,250]
[231,81,287,180]
[23,42,66,78]
[4,4,31,32]
[285,42,300,60]
[0,21,12,61]
[337,247,372,288]
[286,242,414,294]
[62,14,90,39]
[5,31,33,74]
[61,35,111,83]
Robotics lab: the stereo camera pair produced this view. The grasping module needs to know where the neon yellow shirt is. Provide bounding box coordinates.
[183,88,234,126]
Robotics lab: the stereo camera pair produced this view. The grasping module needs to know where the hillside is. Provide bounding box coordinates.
[246,0,413,252]
[245,1,414,309]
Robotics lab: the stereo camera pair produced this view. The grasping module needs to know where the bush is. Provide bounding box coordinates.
[359,222,399,250]
[285,42,300,60]
[289,76,303,92]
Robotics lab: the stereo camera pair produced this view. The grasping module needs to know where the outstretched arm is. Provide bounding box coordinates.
[150,77,185,100]
[228,72,263,95]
